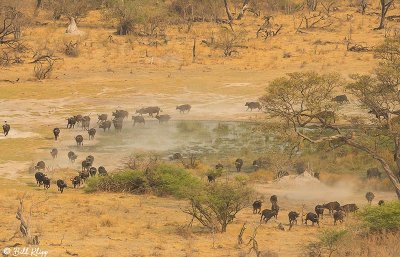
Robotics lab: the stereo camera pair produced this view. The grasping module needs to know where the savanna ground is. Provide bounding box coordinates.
[0,1,399,257]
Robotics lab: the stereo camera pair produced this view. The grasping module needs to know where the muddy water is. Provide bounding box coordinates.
[92,120,273,161]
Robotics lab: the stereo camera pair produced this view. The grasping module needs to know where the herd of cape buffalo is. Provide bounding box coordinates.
[2,99,389,227]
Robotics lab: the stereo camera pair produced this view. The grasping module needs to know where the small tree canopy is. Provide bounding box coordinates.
[184,182,253,232]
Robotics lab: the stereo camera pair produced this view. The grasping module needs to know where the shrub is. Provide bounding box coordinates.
[85,169,147,194]
[306,228,348,257]
[356,201,400,232]
[183,182,253,233]
[146,164,202,198]
[86,164,202,198]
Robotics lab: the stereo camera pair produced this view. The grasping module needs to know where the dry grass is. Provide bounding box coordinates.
[0,3,399,256]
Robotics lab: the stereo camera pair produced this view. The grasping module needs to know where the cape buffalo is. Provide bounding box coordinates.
[97,114,108,123]
[341,204,358,213]
[132,116,145,126]
[322,201,341,215]
[367,168,381,179]
[50,148,58,159]
[366,192,375,204]
[253,200,262,214]
[75,135,83,146]
[71,176,81,188]
[67,117,76,129]
[315,204,324,219]
[288,211,300,225]
[35,161,45,171]
[57,180,67,193]
[332,95,349,104]
[155,114,171,124]
[305,213,319,226]
[35,172,46,186]
[81,116,90,130]
[99,120,112,131]
[136,107,161,117]
[2,121,10,136]
[333,210,345,225]
[89,167,97,177]
[235,159,243,172]
[112,110,129,119]
[113,118,123,132]
[53,128,60,140]
[260,209,277,223]
[176,104,191,114]
[42,177,50,189]
[68,151,77,162]
[98,166,107,176]
[88,128,96,140]
[245,102,261,111]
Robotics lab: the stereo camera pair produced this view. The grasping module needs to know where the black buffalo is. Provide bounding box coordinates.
[98,166,107,176]
[88,128,96,140]
[333,210,345,225]
[75,135,83,146]
[35,172,46,186]
[366,192,375,204]
[50,148,58,159]
[245,102,261,111]
[288,211,300,225]
[53,128,60,140]
[315,204,324,219]
[132,116,145,126]
[332,95,349,104]
[99,120,112,132]
[235,159,243,172]
[71,176,81,188]
[136,107,160,117]
[322,201,341,215]
[260,209,277,223]
[305,213,319,226]
[68,151,77,162]
[367,168,381,179]
[2,121,10,136]
[252,200,262,214]
[57,180,67,193]
[176,104,191,114]
[97,114,108,123]
[341,204,358,213]
[155,114,171,124]
[67,117,76,129]
[35,161,45,171]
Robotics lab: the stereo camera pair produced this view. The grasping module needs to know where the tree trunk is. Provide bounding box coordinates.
[237,0,250,20]
[34,0,42,16]
[377,0,394,30]
[223,0,234,22]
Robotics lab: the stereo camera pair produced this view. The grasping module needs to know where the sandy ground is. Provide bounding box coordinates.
[0,3,399,256]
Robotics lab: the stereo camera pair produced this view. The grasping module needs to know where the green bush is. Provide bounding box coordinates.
[357,201,400,231]
[85,169,147,194]
[146,164,202,198]
[86,164,202,199]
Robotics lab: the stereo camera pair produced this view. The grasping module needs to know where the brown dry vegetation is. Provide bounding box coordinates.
[0,1,400,256]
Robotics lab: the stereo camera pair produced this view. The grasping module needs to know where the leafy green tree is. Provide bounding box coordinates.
[183,182,253,232]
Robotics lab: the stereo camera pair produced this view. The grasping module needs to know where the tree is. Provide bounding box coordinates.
[42,0,101,33]
[260,39,400,198]
[183,182,252,232]
[0,5,25,44]
[359,0,369,15]
[212,27,247,56]
[376,0,395,30]
[104,0,170,36]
